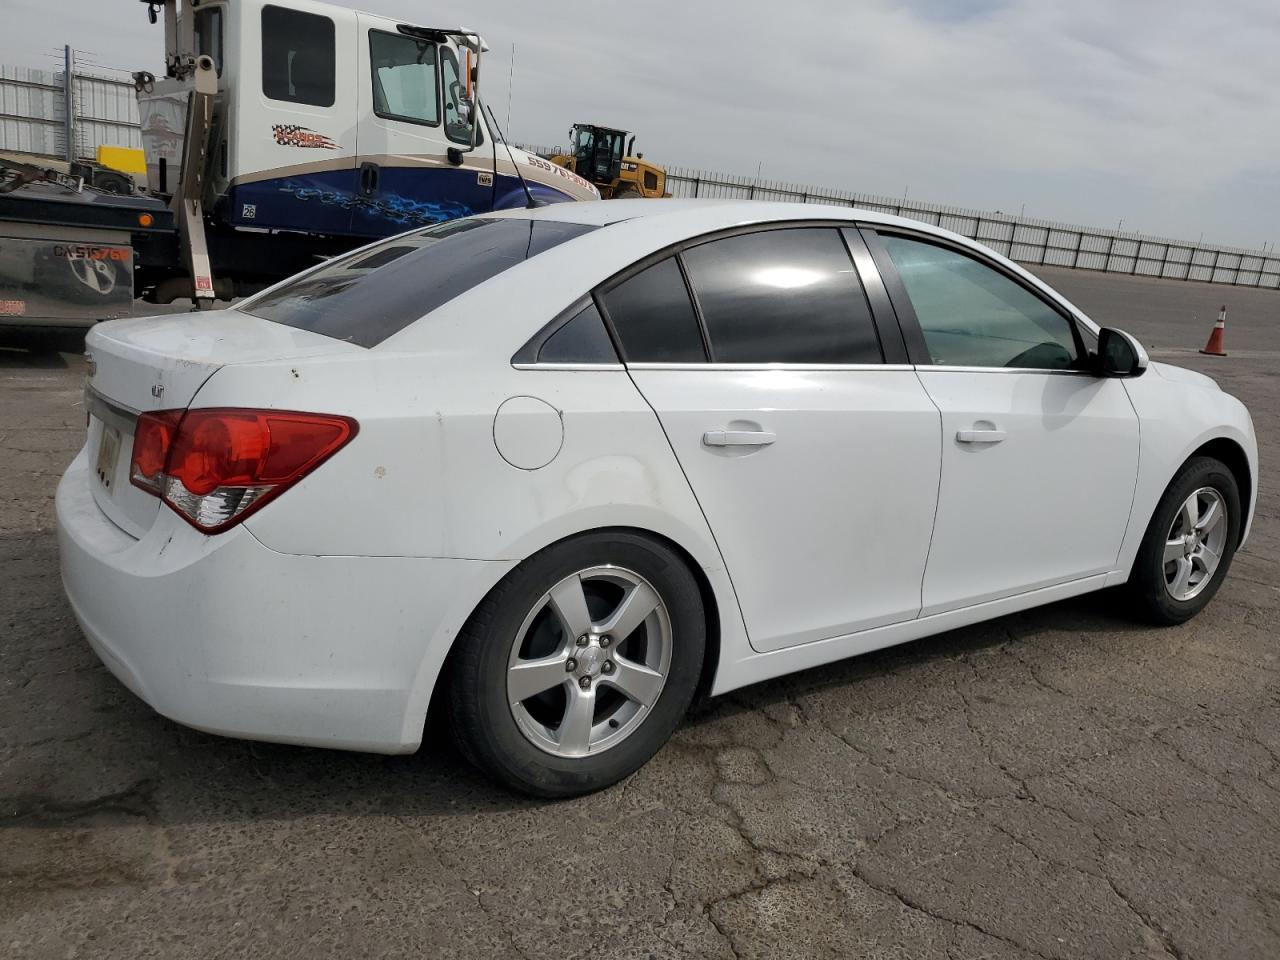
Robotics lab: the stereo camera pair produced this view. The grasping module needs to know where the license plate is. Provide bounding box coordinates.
[95,425,121,490]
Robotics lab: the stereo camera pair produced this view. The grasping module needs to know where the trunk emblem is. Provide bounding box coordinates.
[151,383,164,399]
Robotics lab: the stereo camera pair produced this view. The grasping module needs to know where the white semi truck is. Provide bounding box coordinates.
[0,0,597,330]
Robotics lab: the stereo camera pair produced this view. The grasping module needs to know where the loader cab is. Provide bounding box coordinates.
[551,122,665,199]
[571,124,627,185]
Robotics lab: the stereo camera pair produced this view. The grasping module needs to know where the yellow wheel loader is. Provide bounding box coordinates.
[548,124,667,199]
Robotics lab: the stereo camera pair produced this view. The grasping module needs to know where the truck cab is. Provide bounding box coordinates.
[173,0,597,240]
[0,0,598,329]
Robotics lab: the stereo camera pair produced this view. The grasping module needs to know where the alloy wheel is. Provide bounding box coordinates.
[1163,486,1228,601]
[506,565,672,758]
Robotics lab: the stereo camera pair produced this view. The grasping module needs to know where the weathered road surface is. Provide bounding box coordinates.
[1,270,1277,959]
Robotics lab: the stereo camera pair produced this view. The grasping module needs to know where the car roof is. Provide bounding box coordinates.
[489,198,935,234]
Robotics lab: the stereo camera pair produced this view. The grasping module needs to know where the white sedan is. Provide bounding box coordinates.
[57,200,1257,796]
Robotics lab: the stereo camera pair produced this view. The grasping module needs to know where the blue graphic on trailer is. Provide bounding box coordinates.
[224,164,575,240]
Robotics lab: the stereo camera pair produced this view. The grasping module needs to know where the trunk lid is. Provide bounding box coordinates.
[83,309,361,538]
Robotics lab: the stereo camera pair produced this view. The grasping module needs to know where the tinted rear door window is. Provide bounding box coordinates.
[242,218,596,347]
[601,257,707,363]
[682,228,882,364]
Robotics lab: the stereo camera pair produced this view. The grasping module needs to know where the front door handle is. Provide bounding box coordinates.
[956,427,1007,444]
[703,429,776,447]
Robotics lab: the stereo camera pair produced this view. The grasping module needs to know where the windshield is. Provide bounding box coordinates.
[241,218,597,347]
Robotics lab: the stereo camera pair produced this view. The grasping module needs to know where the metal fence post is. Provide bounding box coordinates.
[62,45,75,162]
[1073,232,1083,269]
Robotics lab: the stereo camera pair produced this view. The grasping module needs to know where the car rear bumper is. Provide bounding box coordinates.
[56,449,512,753]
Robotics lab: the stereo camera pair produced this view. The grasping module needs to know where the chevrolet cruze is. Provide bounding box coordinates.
[57,200,1258,796]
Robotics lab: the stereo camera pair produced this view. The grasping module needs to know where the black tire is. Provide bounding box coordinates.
[92,171,132,195]
[611,183,643,200]
[447,531,705,798]
[1125,456,1241,625]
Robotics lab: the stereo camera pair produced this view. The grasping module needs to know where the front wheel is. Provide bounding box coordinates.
[1126,456,1241,624]
[447,532,705,797]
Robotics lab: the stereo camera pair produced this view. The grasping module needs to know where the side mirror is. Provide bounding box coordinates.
[1094,327,1149,378]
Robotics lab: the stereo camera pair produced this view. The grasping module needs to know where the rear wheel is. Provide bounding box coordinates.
[448,532,705,797]
[92,171,132,195]
[1126,457,1241,624]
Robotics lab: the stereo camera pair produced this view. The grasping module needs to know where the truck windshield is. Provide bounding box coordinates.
[241,218,597,347]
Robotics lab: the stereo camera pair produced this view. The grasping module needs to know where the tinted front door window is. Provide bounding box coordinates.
[881,235,1079,369]
[682,228,881,364]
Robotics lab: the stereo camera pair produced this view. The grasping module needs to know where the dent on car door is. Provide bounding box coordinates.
[868,230,1140,615]
[600,227,942,653]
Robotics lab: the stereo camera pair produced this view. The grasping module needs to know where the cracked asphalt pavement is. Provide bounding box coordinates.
[2,269,1277,959]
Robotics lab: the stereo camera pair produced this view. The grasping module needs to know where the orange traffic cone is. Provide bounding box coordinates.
[1200,305,1227,356]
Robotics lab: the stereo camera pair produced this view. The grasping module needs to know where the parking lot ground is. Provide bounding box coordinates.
[1,271,1278,960]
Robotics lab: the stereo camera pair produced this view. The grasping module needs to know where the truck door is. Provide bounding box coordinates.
[354,17,497,237]
[228,2,359,237]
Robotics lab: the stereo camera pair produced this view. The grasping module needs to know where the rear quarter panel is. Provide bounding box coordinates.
[193,348,751,711]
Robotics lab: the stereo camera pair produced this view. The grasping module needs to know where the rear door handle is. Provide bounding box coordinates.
[956,428,1007,444]
[703,429,776,447]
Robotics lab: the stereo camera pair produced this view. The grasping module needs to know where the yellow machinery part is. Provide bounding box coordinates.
[95,145,147,176]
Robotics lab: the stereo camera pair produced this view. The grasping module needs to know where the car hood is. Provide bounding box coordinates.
[1150,361,1221,392]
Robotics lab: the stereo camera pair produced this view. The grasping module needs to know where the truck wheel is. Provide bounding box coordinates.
[612,183,643,200]
[93,172,132,195]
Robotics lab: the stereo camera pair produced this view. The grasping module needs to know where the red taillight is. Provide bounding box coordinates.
[129,408,357,533]
[130,410,183,494]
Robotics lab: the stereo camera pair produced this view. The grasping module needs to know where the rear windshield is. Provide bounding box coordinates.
[241,217,597,347]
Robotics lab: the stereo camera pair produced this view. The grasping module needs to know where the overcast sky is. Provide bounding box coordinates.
[4,0,1277,249]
